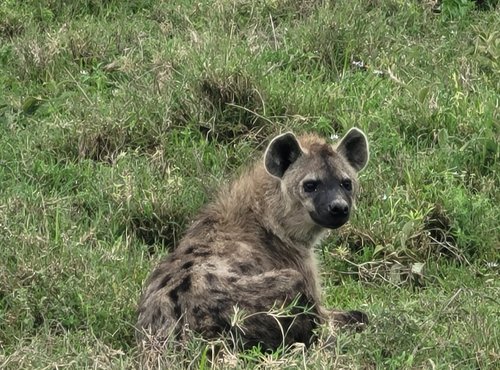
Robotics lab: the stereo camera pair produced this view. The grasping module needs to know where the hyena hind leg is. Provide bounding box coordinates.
[136,295,179,348]
[220,268,321,350]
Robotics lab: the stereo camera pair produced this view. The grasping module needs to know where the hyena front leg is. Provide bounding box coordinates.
[189,268,321,350]
[328,309,369,332]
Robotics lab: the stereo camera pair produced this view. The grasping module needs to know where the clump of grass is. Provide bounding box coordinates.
[0,1,27,38]
[197,71,267,141]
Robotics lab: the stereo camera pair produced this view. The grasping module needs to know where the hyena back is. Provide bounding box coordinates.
[137,128,369,350]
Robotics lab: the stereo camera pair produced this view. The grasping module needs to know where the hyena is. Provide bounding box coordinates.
[136,128,369,350]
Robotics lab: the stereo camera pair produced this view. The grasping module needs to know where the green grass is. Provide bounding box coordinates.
[0,0,499,368]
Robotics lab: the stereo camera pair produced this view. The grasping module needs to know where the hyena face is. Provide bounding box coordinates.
[265,128,369,230]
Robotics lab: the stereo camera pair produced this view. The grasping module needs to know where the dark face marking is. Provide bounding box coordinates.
[302,150,355,229]
[308,186,352,228]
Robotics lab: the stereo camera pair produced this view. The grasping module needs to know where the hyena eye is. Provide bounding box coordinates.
[303,180,320,193]
[341,179,352,191]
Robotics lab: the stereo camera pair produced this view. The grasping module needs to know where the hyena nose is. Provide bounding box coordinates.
[328,200,349,217]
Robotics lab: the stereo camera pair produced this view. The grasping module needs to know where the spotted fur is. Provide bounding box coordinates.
[137,128,369,350]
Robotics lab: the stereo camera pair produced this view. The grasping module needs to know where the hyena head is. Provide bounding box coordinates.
[264,128,369,230]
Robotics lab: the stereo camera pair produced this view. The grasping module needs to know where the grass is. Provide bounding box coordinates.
[0,0,499,368]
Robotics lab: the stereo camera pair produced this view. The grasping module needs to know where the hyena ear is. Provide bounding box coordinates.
[264,132,303,178]
[336,128,369,172]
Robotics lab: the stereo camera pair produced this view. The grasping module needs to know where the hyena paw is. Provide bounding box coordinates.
[330,310,369,332]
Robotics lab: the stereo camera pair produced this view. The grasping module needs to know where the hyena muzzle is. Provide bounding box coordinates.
[136,127,369,350]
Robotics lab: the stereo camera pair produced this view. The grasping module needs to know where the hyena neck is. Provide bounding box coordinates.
[216,165,326,248]
[263,193,327,249]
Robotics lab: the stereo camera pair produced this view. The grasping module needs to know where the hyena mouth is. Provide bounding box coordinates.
[310,212,350,229]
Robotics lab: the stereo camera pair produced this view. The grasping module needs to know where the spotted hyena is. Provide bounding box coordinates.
[136,128,370,350]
